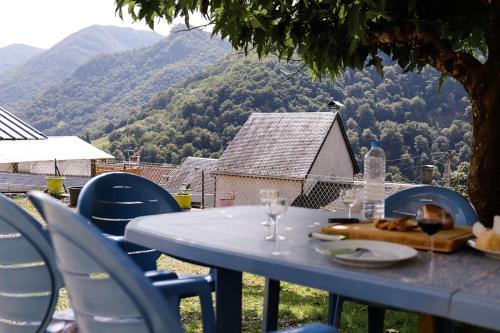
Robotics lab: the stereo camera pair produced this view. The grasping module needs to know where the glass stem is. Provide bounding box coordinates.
[348,205,352,219]
[272,216,278,240]
[267,203,271,224]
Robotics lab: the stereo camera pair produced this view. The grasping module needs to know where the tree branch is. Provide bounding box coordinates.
[280,63,307,82]
[172,22,215,33]
[367,20,483,92]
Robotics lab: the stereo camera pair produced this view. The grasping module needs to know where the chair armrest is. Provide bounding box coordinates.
[176,269,215,292]
[144,270,178,282]
[153,276,212,299]
[104,234,152,253]
[154,276,215,333]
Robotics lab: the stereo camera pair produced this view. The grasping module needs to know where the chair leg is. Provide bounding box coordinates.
[262,278,280,332]
[215,268,242,333]
[367,305,385,333]
[332,295,344,328]
[165,296,181,322]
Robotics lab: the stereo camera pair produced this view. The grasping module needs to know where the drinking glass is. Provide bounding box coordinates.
[260,189,279,226]
[340,189,358,218]
[416,206,444,255]
[265,198,288,241]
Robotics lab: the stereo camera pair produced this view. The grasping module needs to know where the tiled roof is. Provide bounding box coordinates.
[165,157,218,194]
[0,106,46,140]
[214,112,337,179]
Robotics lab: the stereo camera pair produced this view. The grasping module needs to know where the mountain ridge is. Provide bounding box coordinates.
[23,29,230,136]
[0,44,45,74]
[0,25,163,112]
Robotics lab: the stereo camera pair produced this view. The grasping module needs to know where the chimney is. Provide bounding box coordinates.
[421,165,434,184]
[129,151,141,164]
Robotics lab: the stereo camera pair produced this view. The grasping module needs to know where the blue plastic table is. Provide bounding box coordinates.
[125,206,500,332]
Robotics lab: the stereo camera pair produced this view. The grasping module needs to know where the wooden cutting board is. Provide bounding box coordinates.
[320,223,473,253]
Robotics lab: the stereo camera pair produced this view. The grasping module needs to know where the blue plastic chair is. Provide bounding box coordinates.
[30,191,214,333]
[385,185,478,225]
[30,192,336,333]
[332,186,476,332]
[77,172,182,271]
[0,193,61,333]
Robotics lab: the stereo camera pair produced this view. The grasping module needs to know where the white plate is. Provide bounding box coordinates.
[467,239,500,260]
[315,240,418,268]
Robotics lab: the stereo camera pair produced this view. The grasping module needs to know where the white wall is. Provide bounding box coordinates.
[309,120,354,178]
[215,174,302,206]
[17,160,92,176]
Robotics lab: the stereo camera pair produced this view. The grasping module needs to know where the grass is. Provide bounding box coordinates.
[158,255,420,333]
[10,194,497,333]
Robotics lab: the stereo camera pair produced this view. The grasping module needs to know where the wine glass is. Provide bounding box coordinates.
[260,189,279,226]
[265,198,288,241]
[340,188,358,218]
[416,205,445,255]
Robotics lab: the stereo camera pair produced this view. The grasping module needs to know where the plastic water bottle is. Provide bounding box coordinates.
[362,141,386,219]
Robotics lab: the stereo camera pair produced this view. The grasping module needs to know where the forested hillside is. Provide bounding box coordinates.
[0,25,162,111]
[96,53,472,182]
[0,44,44,73]
[23,29,229,136]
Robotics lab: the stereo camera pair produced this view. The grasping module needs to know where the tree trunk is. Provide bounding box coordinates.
[468,73,500,227]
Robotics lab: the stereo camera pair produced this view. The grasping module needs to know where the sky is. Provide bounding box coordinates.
[0,0,207,49]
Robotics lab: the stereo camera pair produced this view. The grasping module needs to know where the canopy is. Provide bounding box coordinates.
[0,136,114,163]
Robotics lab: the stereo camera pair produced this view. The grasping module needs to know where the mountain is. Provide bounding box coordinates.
[96,53,472,183]
[23,29,230,136]
[0,44,44,73]
[0,25,163,111]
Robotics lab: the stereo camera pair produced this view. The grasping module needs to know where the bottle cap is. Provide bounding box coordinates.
[370,140,380,148]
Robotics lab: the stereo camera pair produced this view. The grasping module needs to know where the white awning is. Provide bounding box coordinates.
[0,136,114,163]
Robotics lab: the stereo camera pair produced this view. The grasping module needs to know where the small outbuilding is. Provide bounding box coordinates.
[213,112,359,206]
[165,157,218,207]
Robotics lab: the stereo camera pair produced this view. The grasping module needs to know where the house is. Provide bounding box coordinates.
[213,112,359,206]
[0,106,113,179]
[165,156,218,207]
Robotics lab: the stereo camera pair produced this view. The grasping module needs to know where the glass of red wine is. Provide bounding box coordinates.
[416,206,445,255]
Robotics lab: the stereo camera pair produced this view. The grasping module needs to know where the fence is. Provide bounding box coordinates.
[0,160,91,193]
[0,159,176,193]
[0,158,420,212]
[212,173,418,213]
[95,161,176,186]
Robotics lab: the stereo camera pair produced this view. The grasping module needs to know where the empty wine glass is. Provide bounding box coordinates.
[260,189,279,226]
[265,198,288,241]
[416,205,445,255]
[340,189,358,218]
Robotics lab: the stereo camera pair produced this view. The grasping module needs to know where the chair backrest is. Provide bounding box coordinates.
[78,172,181,236]
[0,193,60,333]
[29,191,184,333]
[385,186,478,226]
